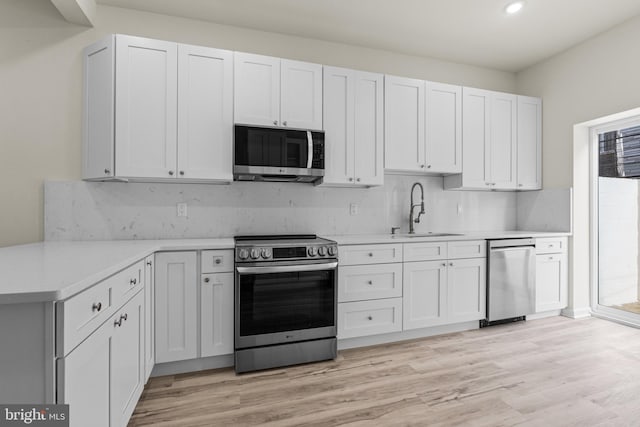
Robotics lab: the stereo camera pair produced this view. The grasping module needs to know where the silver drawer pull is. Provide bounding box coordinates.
[120,313,128,322]
[130,278,137,285]
[368,253,373,257]
[92,302,102,312]
[367,316,373,321]
[215,258,222,265]
[367,280,373,285]
[114,318,122,327]
[204,277,210,283]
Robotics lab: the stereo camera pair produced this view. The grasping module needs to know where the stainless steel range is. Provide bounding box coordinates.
[234,234,338,373]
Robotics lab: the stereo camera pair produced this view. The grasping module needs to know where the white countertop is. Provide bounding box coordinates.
[0,238,233,304]
[0,231,570,304]
[327,230,571,245]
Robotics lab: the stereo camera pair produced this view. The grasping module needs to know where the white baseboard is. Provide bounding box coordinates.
[527,310,562,320]
[151,354,234,377]
[561,306,592,319]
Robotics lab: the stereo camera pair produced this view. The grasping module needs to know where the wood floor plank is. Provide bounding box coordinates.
[129,317,640,426]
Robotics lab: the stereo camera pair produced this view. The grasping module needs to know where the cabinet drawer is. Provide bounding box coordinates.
[536,237,567,254]
[448,240,486,259]
[58,280,112,357]
[403,242,447,262]
[111,260,144,306]
[337,298,403,339]
[201,250,234,273]
[340,244,403,266]
[338,264,403,302]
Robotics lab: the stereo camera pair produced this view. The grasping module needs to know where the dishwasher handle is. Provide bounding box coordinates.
[488,238,535,249]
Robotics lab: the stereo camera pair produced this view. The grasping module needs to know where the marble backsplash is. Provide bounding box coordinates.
[44,175,525,241]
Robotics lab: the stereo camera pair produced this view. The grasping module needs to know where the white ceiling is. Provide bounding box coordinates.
[96,0,640,72]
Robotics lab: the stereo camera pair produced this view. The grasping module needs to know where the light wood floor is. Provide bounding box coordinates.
[129,317,640,426]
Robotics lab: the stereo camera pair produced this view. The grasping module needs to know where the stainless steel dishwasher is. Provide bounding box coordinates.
[482,238,536,327]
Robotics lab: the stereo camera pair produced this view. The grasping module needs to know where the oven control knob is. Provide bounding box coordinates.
[318,246,327,257]
[328,246,337,256]
[250,248,260,259]
[261,248,272,259]
[307,246,317,257]
[238,249,249,260]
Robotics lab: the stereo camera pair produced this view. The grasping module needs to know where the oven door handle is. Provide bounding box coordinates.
[236,261,337,275]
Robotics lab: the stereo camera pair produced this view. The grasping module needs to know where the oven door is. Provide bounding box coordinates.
[235,260,337,349]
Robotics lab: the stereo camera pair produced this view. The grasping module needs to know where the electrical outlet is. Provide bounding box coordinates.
[177,203,188,217]
[349,203,359,216]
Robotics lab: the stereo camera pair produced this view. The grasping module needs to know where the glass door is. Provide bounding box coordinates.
[593,117,640,324]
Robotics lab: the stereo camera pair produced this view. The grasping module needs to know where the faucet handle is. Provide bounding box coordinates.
[391,226,401,235]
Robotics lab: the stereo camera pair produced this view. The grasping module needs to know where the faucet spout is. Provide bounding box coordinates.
[409,182,426,234]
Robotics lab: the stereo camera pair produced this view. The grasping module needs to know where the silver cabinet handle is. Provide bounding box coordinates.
[114,318,122,327]
[368,253,373,257]
[120,313,128,322]
[92,302,102,312]
[168,170,174,176]
[420,164,425,168]
[204,277,210,283]
[146,260,152,266]
[130,278,137,285]
[518,184,523,187]
[104,168,111,175]
[283,121,287,126]
[348,178,353,182]
[367,280,373,285]
[367,316,373,321]
[441,263,446,267]
[273,120,278,125]
[427,165,431,169]
[215,258,222,264]
[356,178,361,182]
[449,262,453,266]
[486,182,491,186]
[179,171,185,176]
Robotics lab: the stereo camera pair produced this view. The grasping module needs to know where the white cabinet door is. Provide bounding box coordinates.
[460,87,491,189]
[403,260,447,330]
[426,82,462,174]
[155,252,198,363]
[384,75,425,172]
[114,35,178,179]
[536,252,568,312]
[354,71,384,186]
[201,272,234,357]
[110,292,144,427]
[234,52,280,127]
[447,258,486,323]
[323,66,355,185]
[143,255,154,382]
[281,59,323,130]
[517,95,542,190]
[177,44,233,181]
[490,92,517,189]
[83,36,115,180]
[57,318,111,427]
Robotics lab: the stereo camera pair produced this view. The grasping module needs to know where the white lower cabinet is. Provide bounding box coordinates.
[143,255,154,381]
[535,237,568,312]
[58,291,144,427]
[338,298,403,339]
[155,251,198,363]
[403,241,486,331]
[200,272,234,357]
[403,260,447,329]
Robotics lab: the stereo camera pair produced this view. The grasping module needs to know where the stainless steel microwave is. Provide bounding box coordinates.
[233,125,325,183]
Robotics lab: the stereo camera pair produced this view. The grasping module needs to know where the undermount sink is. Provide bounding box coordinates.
[392,232,464,238]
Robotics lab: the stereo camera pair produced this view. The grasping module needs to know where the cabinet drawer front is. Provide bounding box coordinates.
[536,237,567,254]
[340,244,403,265]
[201,250,234,273]
[59,280,112,356]
[403,242,447,262]
[338,264,403,302]
[338,298,403,339]
[111,260,144,306]
[448,240,486,259]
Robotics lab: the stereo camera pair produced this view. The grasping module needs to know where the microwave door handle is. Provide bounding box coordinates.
[237,261,337,275]
[307,131,313,168]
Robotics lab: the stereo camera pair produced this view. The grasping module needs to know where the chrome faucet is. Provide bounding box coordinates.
[409,182,425,234]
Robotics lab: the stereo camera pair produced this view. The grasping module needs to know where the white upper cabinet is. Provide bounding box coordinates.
[384,76,462,174]
[384,75,425,172]
[83,35,233,182]
[490,92,517,189]
[234,53,323,130]
[425,82,462,173]
[234,53,280,127]
[114,36,178,179]
[517,96,542,190]
[323,66,383,186]
[445,88,539,191]
[177,44,233,181]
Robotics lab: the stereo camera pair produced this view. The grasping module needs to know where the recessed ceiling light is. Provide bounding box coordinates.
[505,1,525,15]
